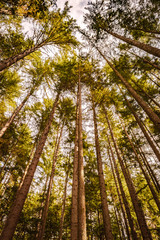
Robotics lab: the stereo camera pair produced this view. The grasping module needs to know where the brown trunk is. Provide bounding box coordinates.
[107,148,132,240]
[0,93,59,240]
[130,78,160,109]
[92,99,113,240]
[59,169,69,240]
[18,140,37,191]
[96,49,160,129]
[36,174,49,238]
[71,86,79,240]
[110,191,125,240]
[128,51,160,71]
[38,123,63,240]
[106,30,160,58]
[131,135,160,192]
[78,75,87,240]
[107,137,138,240]
[0,87,35,138]
[121,120,160,211]
[104,107,152,240]
[145,74,160,88]
[129,28,160,35]
[0,41,45,72]
[120,91,160,162]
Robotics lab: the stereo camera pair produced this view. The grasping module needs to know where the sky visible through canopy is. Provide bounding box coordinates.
[57,0,89,27]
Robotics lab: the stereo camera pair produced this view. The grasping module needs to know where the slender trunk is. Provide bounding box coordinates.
[78,75,87,240]
[146,74,160,88]
[0,93,59,240]
[120,91,160,162]
[0,41,45,72]
[71,87,79,240]
[110,191,125,240]
[130,78,160,108]
[36,174,49,238]
[92,99,113,240]
[107,137,138,240]
[59,170,69,240]
[129,28,160,35]
[151,72,160,81]
[38,123,63,240]
[131,136,160,192]
[96,47,160,129]
[105,29,160,58]
[128,51,160,71]
[0,87,35,138]
[104,107,152,240]
[18,140,37,191]
[107,148,132,240]
[121,120,160,211]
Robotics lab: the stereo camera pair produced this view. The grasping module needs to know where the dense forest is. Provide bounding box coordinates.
[0,0,160,239]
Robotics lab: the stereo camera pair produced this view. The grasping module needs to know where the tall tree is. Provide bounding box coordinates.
[92,95,113,240]
[0,92,60,240]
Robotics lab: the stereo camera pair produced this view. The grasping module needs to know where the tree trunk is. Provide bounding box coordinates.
[107,148,132,240]
[0,93,59,240]
[38,123,63,240]
[104,107,153,240]
[120,120,160,211]
[107,137,138,240]
[78,75,87,240]
[71,86,79,240]
[96,48,160,129]
[106,30,160,58]
[59,169,69,240]
[120,91,160,162]
[0,41,45,72]
[130,78,160,109]
[92,98,113,240]
[0,87,35,138]
[128,51,160,71]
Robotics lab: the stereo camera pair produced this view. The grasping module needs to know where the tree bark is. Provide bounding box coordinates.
[104,107,153,240]
[105,30,160,58]
[120,91,160,162]
[0,93,59,240]
[59,169,69,240]
[128,51,160,71]
[71,86,79,240]
[96,48,160,129]
[120,120,160,211]
[107,137,138,240]
[0,41,45,72]
[92,99,113,240]
[78,75,87,240]
[38,123,63,240]
[107,148,132,240]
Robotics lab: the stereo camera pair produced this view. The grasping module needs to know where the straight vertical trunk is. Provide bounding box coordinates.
[96,48,160,129]
[105,30,160,58]
[0,41,45,72]
[107,137,138,240]
[71,87,79,240]
[120,92,160,162]
[0,87,35,138]
[121,121,160,211]
[0,93,59,240]
[59,169,69,240]
[78,75,87,240]
[38,123,63,240]
[107,148,132,240]
[92,99,113,240]
[104,107,152,240]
